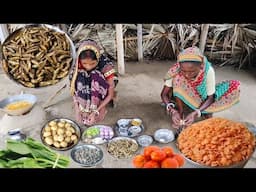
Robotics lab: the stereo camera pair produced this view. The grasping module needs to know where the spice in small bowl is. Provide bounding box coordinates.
[131,118,142,126]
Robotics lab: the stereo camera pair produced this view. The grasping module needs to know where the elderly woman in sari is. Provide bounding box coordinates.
[69,39,116,126]
[161,46,240,129]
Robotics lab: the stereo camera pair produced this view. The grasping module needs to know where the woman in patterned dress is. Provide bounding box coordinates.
[69,39,117,125]
[161,46,240,129]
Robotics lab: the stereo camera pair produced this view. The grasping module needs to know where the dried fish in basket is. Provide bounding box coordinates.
[1,24,76,88]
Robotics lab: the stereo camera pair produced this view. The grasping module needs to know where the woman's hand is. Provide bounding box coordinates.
[184,111,198,126]
[171,109,182,129]
[85,111,98,125]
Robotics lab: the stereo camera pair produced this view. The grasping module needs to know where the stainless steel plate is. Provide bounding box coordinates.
[70,144,104,167]
[107,137,139,159]
[115,118,144,137]
[82,125,114,144]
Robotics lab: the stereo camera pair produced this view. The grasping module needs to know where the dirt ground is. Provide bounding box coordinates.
[0,60,256,168]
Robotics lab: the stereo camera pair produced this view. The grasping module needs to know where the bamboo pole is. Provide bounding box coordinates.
[116,24,125,75]
[60,24,67,32]
[199,24,210,53]
[137,24,143,61]
[0,24,9,44]
[144,24,155,49]
[124,33,160,41]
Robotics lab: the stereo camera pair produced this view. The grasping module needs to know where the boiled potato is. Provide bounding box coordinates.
[57,122,65,128]
[53,141,60,148]
[65,130,72,137]
[49,121,57,126]
[43,131,51,137]
[71,135,78,141]
[53,135,59,141]
[57,135,64,142]
[52,130,57,136]
[60,141,68,148]
[43,119,80,149]
[45,126,51,132]
[45,137,53,145]
[65,123,71,128]
[57,128,64,135]
[69,127,75,133]
[51,125,58,131]
[65,136,71,143]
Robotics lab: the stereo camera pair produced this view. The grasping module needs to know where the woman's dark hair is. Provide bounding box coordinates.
[180,61,202,66]
[79,50,97,60]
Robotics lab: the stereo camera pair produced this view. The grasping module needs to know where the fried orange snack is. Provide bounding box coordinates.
[177,117,256,167]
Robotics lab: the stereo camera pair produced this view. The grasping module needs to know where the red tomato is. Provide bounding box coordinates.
[143,160,160,168]
[161,158,179,168]
[143,146,161,159]
[132,155,147,168]
[150,150,167,162]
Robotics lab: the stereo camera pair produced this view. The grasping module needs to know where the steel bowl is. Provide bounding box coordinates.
[1,24,76,88]
[0,93,37,116]
[154,129,175,143]
[241,122,256,137]
[137,135,153,147]
[40,118,81,151]
[70,144,104,167]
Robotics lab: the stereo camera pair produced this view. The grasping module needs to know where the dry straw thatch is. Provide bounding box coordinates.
[6,24,256,69]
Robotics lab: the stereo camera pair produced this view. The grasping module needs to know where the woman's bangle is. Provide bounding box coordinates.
[170,108,178,114]
[166,102,175,111]
[195,109,201,117]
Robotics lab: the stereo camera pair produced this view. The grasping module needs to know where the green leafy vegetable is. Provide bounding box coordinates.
[0,137,70,168]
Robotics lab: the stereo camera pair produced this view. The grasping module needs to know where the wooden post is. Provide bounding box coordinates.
[137,24,143,61]
[199,24,210,53]
[115,24,125,75]
[0,24,9,44]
